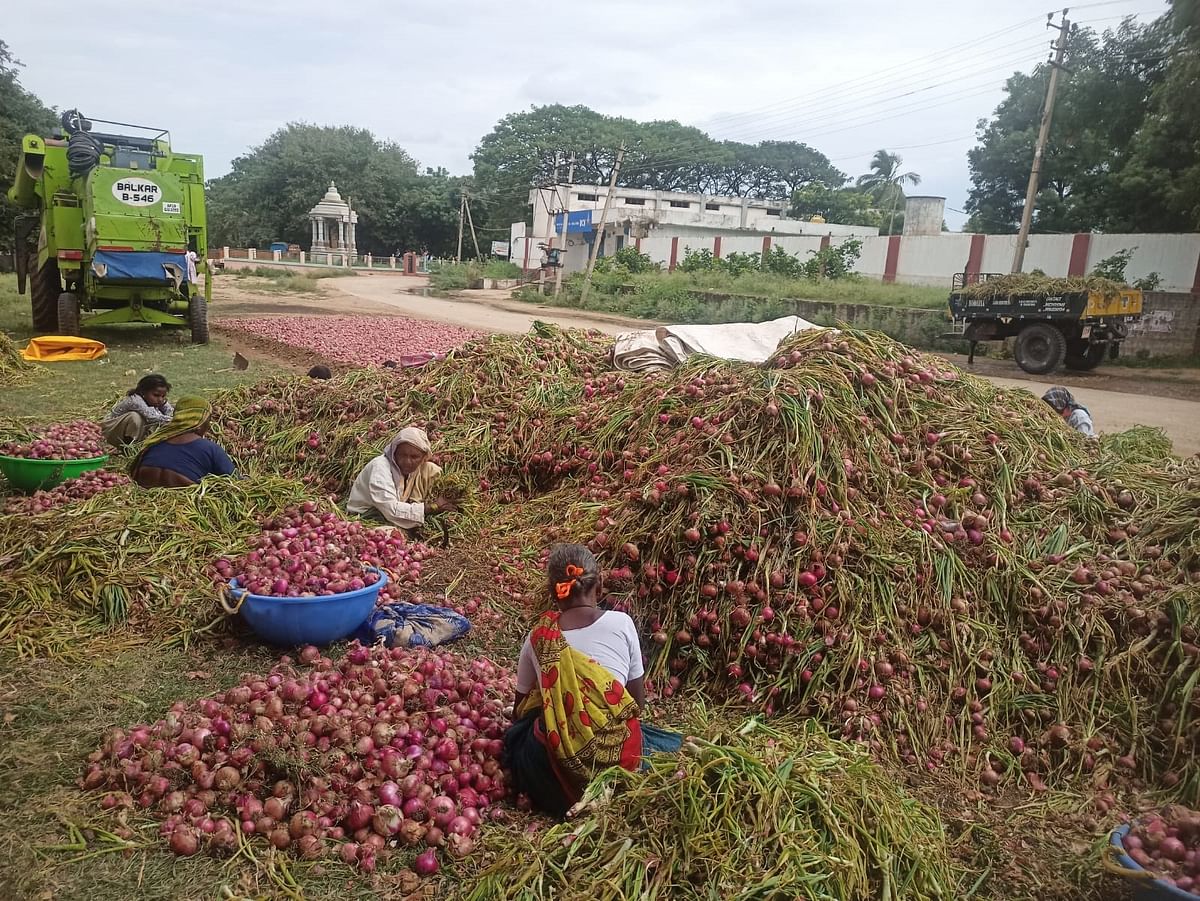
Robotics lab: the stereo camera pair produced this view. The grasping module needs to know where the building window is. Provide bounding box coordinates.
[575,193,598,202]
[669,200,691,209]
[705,202,721,211]
[766,208,782,216]
[623,197,645,205]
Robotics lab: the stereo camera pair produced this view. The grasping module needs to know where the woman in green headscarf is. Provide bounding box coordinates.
[130,395,236,488]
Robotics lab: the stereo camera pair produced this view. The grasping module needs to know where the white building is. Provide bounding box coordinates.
[511,183,879,273]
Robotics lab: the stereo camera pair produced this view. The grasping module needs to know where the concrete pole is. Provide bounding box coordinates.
[1013,11,1070,273]
[553,155,577,298]
[579,145,626,307]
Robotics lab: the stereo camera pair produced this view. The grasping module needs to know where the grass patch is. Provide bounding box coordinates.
[224,266,356,295]
[428,260,522,291]
[540,269,949,315]
[0,274,280,421]
[514,269,954,349]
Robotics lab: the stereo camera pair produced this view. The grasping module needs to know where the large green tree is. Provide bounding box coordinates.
[1106,0,1200,231]
[206,124,466,256]
[470,105,845,230]
[0,40,57,255]
[965,16,1179,233]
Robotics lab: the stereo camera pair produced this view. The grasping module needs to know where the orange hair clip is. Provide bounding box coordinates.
[554,564,586,600]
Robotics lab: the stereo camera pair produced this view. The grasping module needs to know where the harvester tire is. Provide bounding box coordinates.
[1064,341,1106,372]
[189,292,209,345]
[57,292,81,336]
[30,260,60,332]
[1014,323,1066,375]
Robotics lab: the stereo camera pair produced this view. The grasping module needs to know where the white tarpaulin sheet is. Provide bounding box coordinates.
[610,316,832,372]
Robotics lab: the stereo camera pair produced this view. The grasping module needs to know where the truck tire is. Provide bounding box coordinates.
[1064,341,1106,371]
[57,292,81,336]
[31,260,60,332]
[189,291,209,344]
[1014,323,1066,375]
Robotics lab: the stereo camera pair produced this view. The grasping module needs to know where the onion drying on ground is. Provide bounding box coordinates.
[218,315,481,367]
[83,644,513,874]
[210,326,1200,797]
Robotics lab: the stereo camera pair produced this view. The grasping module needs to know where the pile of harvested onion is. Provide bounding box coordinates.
[83,644,513,873]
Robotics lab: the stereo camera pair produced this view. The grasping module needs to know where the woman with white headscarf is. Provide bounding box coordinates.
[346,427,455,529]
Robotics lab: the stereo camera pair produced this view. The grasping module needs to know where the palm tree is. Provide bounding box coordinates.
[856,150,921,234]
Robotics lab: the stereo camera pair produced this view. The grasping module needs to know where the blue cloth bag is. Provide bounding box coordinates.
[353,602,471,649]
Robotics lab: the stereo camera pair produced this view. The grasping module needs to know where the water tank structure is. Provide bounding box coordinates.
[902,196,946,236]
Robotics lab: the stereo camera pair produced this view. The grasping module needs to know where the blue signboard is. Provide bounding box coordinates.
[555,209,593,234]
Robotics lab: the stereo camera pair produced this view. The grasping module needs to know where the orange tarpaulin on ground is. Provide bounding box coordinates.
[20,336,108,362]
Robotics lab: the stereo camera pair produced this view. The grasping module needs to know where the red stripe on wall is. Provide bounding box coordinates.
[883,235,902,284]
[762,235,772,257]
[522,237,531,271]
[1068,233,1091,277]
[635,237,642,252]
[965,233,985,281]
[819,235,831,251]
[714,236,722,259]
[1192,245,1200,294]
[669,236,679,272]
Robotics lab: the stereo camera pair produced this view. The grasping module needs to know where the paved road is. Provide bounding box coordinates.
[331,276,1200,456]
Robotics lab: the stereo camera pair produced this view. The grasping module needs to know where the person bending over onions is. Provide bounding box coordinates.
[504,543,682,817]
[102,373,174,447]
[130,396,236,489]
[1042,386,1096,438]
[346,427,457,530]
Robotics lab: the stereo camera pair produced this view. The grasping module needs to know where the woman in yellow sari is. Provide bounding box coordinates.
[504,544,682,816]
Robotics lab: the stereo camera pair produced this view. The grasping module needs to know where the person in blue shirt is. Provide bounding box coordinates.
[130,395,235,488]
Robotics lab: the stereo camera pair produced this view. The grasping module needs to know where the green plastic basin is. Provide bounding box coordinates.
[0,454,110,492]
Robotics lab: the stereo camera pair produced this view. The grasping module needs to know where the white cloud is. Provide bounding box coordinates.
[5,0,1167,228]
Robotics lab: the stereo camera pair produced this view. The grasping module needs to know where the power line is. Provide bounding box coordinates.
[710,46,1050,145]
[696,14,1050,131]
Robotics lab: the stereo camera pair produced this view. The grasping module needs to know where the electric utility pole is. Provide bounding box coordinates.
[553,154,576,298]
[1012,9,1071,273]
[456,193,465,262]
[463,193,482,260]
[579,145,626,307]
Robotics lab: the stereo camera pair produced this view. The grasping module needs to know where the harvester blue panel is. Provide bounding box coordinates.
[91,250,186,283]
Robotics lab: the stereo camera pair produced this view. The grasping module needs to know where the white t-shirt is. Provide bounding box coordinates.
[516,610,644,694]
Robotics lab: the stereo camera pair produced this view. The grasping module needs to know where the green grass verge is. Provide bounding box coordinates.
[0,275,280,421]
[225,266,356,295]
[428,260,522,291]
[516,270,956,350]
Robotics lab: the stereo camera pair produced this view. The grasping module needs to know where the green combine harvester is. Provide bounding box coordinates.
[8,109,210,343]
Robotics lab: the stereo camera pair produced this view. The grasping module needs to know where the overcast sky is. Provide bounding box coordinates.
[5,0,1167,229]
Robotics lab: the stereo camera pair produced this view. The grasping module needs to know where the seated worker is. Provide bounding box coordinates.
[102,374,174,447]
[503,544,682,817]
[130,396,236,488]
[346,427,455,529]
[307,365,332,380]
[1042,386,1096,438]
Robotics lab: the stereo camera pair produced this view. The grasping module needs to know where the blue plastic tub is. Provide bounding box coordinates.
[226,568,388,647]
[1107,825,1197,900]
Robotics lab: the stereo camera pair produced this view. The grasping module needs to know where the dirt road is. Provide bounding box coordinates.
[328,274,658,335]
[216,275,1200,456]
